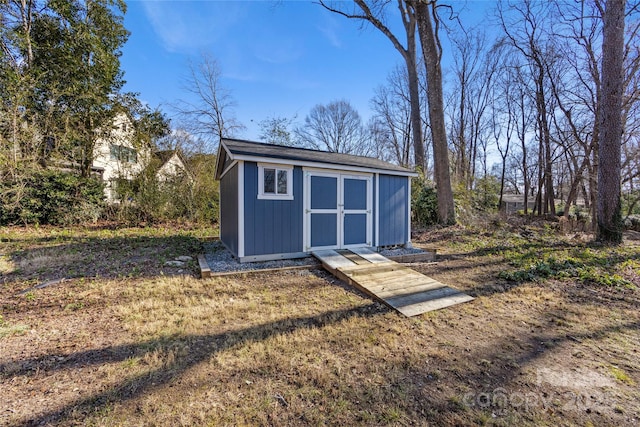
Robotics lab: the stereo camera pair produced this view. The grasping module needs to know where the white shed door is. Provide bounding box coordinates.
[304,170,372,251]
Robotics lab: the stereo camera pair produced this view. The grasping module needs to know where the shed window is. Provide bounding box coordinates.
[258,164,293,200]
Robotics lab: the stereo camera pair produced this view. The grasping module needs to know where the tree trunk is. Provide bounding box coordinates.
[563,152,591,218]
[319,1,426,169]
[415,0,455,224]
[457,72,466,186]
[518,94,530,215]
[406,52,426,170]
[535,117,544,215]
[534,62,555,215]
[597,0,625,243]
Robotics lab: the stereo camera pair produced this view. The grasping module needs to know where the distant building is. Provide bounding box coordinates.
[153,150,191,183]
[93,113,189,201]
[500,194,536,214]
[93,112,149,201]
[500,193,586,214]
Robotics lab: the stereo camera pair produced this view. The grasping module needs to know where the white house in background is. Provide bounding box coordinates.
[153,150,191,183]
[93,112,150,201]
[92,113,190,201]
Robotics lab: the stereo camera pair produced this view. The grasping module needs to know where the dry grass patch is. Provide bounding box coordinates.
[0,224,210,285]
[0,254,16,274]
[18,248,83,272]
[1,224,639,426]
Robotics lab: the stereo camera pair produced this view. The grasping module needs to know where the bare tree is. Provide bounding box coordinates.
[415,0,455,224]
[619,4,640,218]
[318,0,426,169]
[174,53,244,153]
[542,0,605,222]
[449,28,501,190]
[294,99,370,155]
[370,65,415,167]
[156,128,206,157]
[597,0,626,243]
[449,29,480,188]
[258,115,297,147]
[491,56,517,211]
[366,117,395,163]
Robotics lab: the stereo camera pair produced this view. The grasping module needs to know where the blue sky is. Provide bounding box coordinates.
[120,0,492,141]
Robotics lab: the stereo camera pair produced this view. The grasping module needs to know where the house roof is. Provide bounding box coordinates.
[154,149,190,169]
[152,149,192,177]
[154,150,178,165]
[215,138,416,179]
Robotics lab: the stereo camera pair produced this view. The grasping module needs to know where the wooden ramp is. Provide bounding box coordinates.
[313,248,474,317]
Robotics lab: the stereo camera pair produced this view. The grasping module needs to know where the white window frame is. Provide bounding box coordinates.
[257,163,294,200]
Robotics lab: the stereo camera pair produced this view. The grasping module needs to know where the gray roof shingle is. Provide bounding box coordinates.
[219,138,415,175]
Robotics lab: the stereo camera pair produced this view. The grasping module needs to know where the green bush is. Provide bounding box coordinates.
[624,215,640,231]
[472,175,500,212]
[0,170,104,225]
[622,190,640,215]
[556,204,587,219]
[111,154,219,224]
[114,163,187,223]
[412,178,438,227]
[453,176,500,225]
[190,155,219,223]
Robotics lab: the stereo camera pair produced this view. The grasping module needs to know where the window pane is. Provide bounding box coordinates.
[110,145,118,160]
[128,148,137,163]
[277,170,288,194]
[264,169,275,193]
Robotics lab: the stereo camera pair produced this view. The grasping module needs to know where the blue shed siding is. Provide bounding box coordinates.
[220,163,239,256]
[244,162,303,256]
[378,174,409,246]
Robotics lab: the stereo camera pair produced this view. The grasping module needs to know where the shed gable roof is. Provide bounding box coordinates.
[215,138,416,179]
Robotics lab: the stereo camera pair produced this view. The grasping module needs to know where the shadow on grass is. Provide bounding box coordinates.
[1,233,205,285]
[3,303,386,426]
[407,318,640,423]
[3,261,638,424]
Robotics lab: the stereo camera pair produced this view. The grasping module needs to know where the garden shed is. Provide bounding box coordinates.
[215,138,417,263]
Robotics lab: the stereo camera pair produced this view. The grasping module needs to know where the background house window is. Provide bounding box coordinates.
[110,144,138,164]
[258,164,293,200]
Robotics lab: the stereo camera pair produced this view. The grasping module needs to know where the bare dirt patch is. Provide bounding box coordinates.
[1,224,638,426]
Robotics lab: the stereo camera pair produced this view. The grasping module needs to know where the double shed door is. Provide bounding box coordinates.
[304,170,372,251]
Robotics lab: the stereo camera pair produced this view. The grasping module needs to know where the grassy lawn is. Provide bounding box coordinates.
[1,223,639,426]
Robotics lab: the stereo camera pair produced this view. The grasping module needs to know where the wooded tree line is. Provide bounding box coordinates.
[303,0,636,242]
[1,0,636,243]
[457,1,637,225]
[446,0,637,242]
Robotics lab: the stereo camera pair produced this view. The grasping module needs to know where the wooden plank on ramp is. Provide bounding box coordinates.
[348,247,390,264]
[312,248,474,317]
[313,249,355,271]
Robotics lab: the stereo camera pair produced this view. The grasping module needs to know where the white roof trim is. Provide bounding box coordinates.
[219,160,238,179]
[215,141,235,179]
[227,153,418,177]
